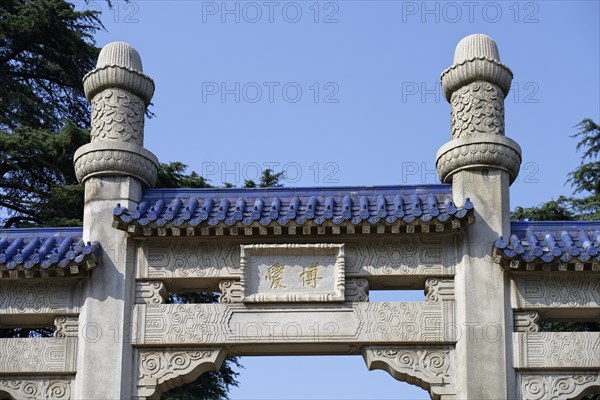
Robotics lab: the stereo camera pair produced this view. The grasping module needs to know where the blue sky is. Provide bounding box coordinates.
[83,1,599,398]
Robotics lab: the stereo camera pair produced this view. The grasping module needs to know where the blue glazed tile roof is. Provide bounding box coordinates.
[0,227,100,278]
[495,221,600,269]
[113,184,474,236]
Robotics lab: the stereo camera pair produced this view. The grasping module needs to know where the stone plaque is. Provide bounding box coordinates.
[240,244,345,302]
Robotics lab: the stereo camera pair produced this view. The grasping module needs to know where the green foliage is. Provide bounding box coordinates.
[539,321,600,332]
[156,162,213,189]
[0,0,101,132]
[243,168,285,188]
[511,197,574,222]
[0,124,89,227]
[512,119,600,221]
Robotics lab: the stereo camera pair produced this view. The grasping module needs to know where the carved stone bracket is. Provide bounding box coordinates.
[136,281,167,304]
[345,278,369,302]
[218,280,241,303]
[362,346,455,400]
[513,311,539,332]
[425,278,455,304]
[54,316,79,338]
[0,378,72,400]
[135,348,226,400]
[519,372,600,400]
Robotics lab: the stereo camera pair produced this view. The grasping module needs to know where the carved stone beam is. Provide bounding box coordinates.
[514,332,600,369]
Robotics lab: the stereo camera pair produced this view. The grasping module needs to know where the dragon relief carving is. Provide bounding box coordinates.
[90,88,145,145]
[450,81,505,138]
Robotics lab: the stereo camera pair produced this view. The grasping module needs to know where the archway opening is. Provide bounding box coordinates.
[229,356,431,399]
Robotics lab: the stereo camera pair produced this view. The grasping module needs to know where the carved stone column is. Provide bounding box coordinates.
[72,42,158,398]
[436,34,521,399]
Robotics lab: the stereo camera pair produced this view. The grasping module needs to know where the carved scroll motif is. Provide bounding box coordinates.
[513,273,600,309]
[136,348,225,399]
[0,338,77,373]
[450,81,505,139]
[0,280,81,315]
[0,379,71,400]
[514,332,600,369]
[345,278,369,302]
[520,373,600,400]
[363,346,455,399]
[90,88,145,145]
[136,281,167,304]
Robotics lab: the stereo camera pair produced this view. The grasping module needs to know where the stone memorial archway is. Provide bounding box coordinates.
[1,35,598,400]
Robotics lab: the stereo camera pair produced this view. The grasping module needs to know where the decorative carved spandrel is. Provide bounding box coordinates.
[0,338,77,373]
[514,332,600,369]
[519,373,600,400]
[136,281,167,304]
[0,378,72,400]
[363,346,455,399]
[345,278,369,302]
[136,348,226,400]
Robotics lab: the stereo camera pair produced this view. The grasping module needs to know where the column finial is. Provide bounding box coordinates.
[436,34,521,184]
[74,41,159,187]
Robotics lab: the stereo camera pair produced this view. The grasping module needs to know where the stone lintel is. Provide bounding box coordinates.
[137,236,456,289]
[133,301,455,348]
[513,332,600,370]
[0,337,77,374]
[512,273,600,321]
